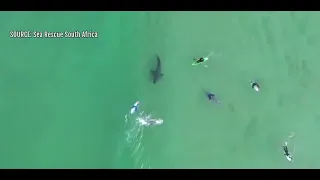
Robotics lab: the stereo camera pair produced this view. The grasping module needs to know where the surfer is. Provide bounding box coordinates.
[282,132,295,162]
[205,91,220,104]
[250,81,260,92]
[283,142,293,162]
[130,101,140,114]
[192,52,214,67]
[193,57,205,64]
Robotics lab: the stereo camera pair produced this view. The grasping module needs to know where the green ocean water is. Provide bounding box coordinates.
[1,11,320,168]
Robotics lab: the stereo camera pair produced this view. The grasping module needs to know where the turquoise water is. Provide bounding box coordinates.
[1,11,320,168]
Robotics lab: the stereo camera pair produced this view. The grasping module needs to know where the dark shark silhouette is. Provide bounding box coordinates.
[150,55,164,84]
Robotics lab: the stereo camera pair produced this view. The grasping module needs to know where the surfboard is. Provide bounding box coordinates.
[192,57,209,66]
[191,52,213,66]
[130,101,139,114]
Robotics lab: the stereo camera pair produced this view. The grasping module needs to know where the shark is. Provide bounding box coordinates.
[150,55,164,84]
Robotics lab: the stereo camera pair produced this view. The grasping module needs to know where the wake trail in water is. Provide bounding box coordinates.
[123,112,152,169]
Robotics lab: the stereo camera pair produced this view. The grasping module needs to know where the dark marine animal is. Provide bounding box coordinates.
[150,55,164,84]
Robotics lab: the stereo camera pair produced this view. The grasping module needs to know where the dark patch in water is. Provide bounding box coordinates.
[260,16,275,50]
[277,94,285,108]
[244,116,259,139]
[284,55,299,77]
[306,36,318,46]
[299,59,312,88]
[314,114,320,126]
[299,77,309,89]
[290,12,308,36]
[228,103,235,113]
[301,59,310,74]
[228,144,238,154]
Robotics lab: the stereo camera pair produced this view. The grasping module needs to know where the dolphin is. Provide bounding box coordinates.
[150,55,164,84]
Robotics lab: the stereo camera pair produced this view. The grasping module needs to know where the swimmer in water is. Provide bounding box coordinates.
[282,132,295,162]
[250,80,260,92]
[204,90,220,104]
[130,101,140,114]
[283,142,293,162]
[192,52,216,67]
[194,57,205,64]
